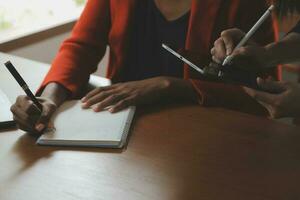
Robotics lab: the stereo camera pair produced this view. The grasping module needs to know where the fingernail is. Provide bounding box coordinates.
[81,103,88,108]
[81,97,86,103]
[35,124,45,132]
[93,107,100,112]
[108,108,114,113]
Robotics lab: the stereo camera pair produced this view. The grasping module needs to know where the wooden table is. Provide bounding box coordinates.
[0,53,299,200]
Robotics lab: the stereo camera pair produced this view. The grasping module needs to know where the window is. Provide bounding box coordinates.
[0,0,86,44]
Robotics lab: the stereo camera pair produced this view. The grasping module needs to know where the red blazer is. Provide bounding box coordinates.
[39,0,278,115]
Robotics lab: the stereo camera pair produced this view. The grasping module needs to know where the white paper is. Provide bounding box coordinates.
[37,100,135,148]
[0,89,13,123]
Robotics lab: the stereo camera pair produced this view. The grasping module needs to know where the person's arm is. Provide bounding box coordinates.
[265,32,300,66]
[11,0,111,134]
[40,83,70,107]
[37,0,111,98]
[211,26,300,71]
[81,77,198,113]
[189,0,277,115]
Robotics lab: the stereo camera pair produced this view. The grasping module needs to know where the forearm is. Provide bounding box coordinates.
[265,32,300,66]
[164,77,198,102]
[41,82,70,107]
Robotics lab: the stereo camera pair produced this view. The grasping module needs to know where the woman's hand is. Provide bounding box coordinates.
[81,77,196,113]
[10,83,69,134]
[211,28,247,64]
[243,78,300,118]
[10,96,57,134]
[211,28,272,73]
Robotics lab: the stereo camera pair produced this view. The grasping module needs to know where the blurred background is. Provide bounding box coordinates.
[0,1,299,80]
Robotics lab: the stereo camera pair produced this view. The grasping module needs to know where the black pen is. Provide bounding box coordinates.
[4,61,43,112]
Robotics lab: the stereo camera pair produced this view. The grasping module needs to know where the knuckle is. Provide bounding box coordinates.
[214,38,222,46]
[110,94,118,99]
[231,28,241,33]
[49,103,57,111]
[24,102,34,113]
[95,103,103,109]
[272,109,282,119]
[10,105,16,113]
[221,30,230,37]
[46,101,57,109]
[95,87,102,93]
[101,91,109,96]
[16,95,26,101]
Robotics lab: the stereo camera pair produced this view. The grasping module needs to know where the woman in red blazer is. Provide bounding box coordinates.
[11,0,277,133]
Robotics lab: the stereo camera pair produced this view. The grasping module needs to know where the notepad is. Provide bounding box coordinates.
[37,100,135,148]
[0,89,15,129]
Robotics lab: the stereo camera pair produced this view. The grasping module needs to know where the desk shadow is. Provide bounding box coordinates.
[12,133,123,174]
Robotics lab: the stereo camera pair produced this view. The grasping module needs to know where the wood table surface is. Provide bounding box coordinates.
[0,53,300,200]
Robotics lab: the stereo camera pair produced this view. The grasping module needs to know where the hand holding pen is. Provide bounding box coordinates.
[211,28,273,73]
[221,5,275,66]
[210,5,275,77]
[4,61,57,134]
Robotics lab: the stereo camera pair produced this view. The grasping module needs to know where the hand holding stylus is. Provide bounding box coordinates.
[211,28,273,73]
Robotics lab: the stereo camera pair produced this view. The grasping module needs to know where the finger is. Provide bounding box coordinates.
[16,96,40,115]
[230,47,250,63]
[214,38,227,60]
[221,34,235,56]
[35,105,56,132]
[212,56,221,64]
[82,86,113,102]
[10,104,38,127]
[109,98,134,113]
[13,115,35,133]
[93,93,126,112]
[257,78,287,93]
[255,100,279,119]
[210,47,216,56]
[221,28,245,55]
[21,101,40,115]
[243,86,277,105]
[82,90,115,108]
[15,95,29,105]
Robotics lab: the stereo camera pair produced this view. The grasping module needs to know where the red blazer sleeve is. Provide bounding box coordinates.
[190,0,277,116]
[37,0,111,98]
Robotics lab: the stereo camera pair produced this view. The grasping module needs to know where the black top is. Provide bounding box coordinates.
[122,0,190,82]
[290,20,300,34]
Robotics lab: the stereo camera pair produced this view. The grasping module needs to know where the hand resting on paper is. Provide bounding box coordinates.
[81,76,196,113]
